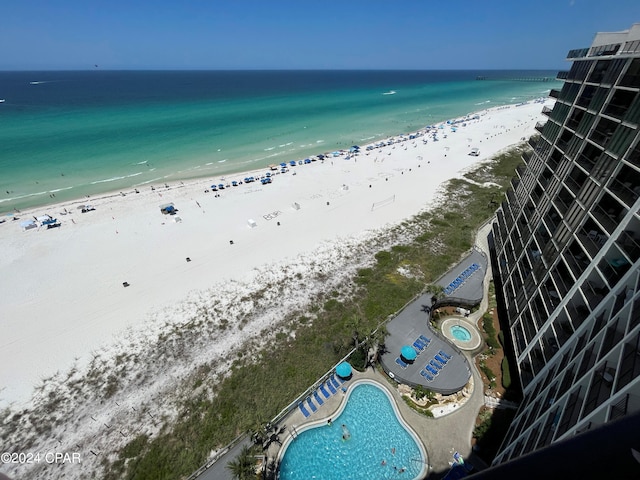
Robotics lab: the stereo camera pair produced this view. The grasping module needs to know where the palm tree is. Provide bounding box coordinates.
[226,445,256,480]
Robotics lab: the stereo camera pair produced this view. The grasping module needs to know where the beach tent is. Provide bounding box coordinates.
[336,361,352,378]
[20,219,37,231]
[291,202,301,210]
[247,219,257,228]
[401,345,417,362]
[160,203,176,214]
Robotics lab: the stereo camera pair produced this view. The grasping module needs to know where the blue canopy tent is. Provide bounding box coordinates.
[401,345,417,362]
[336,361,352,378]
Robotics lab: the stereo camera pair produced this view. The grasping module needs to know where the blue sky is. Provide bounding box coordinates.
[2,0,640,70]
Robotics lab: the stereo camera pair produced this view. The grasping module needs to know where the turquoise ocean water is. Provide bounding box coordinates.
[0,70,560,212]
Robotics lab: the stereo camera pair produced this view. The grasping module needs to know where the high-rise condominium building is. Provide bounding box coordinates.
[489,24,640,466]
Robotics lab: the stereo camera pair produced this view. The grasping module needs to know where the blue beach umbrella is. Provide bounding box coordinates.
[336,362,352,378]
[401,345,417,362]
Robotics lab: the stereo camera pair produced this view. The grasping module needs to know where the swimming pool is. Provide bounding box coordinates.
[278,381,426,480]
[450,325,472,342]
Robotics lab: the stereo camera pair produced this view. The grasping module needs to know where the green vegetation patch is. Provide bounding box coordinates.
[104,144,529,479]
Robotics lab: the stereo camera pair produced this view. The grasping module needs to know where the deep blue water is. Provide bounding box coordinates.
[0,70,560,212]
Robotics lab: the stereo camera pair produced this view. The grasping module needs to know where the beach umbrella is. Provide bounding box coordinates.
[401,345,417,362]
[336,361,352,378]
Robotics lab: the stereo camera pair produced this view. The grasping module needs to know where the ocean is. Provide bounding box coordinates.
[0,70,561,213]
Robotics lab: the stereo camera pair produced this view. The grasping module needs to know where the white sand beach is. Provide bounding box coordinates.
[1,100,551,479]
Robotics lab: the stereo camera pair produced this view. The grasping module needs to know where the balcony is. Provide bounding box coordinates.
[564,247,590,279]
[567,48,589,59]
[579,226,607,257]
[609,173,640,207]
[582,279,608,311]
[589,120,617,149]
[603,89,636,121]
[556,388,584,437]
[549,88,560,99]
[557,70,570,80]
[616,340,640,393]
[535,121,546,134]
[591,204,622,236]
[583,366,615,417]
[542,106,553,116]
[598,257,630,288]
[617,229,640,263]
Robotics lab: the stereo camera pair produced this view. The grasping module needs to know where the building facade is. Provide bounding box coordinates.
[490,24,640,464]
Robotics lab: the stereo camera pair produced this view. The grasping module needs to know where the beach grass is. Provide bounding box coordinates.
[98,143,527,480]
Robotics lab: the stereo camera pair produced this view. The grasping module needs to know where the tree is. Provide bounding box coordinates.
[226,445,256,480]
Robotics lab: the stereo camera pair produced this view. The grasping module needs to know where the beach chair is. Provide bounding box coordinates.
[306,397,317,413]
[330,376,341,389]
[396,357,408,369]
[435,354,448,365]
[439,350,452,359]
[413,340,425,352]
[313,391,324,406]
[430,359,442,370]
[299,402,311,418]
[426,365,439,376]
[326,381,337,395]
[420,370,434,382]
[419,335,431,344]
[319,384,331,399]
[432,357,445,368]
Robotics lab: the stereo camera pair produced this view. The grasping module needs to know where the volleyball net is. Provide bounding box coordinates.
[371,195,396,211]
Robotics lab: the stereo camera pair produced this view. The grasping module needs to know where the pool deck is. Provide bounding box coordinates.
[270,366,487,477]
[271,223,496,477]
[378,247,489,395]
[379,292,474,395]
[196,223,497,479]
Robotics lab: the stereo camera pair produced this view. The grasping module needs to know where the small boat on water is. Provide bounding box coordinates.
[382,90,396,95]
[0,99,5,103]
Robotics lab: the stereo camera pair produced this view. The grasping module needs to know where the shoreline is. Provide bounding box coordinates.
[0,87,553,215]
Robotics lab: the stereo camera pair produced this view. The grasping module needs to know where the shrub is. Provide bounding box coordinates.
[501,357,511,389]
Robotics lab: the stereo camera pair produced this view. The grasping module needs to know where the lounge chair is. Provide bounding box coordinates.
[432,357,445,368]
[326,381,337,395]
[413,340,425,351]
[319,384,331,399]
[420,370,434,381]
[426,365,439,376]
[435,354,448,365]
[299,402,311,418]
[429,360,442,370]
[313,391,324,406]
[396,357,408,369]
[419,335,431,344]
[306,397,317,413]
[439,350,452,359]
[330,376,341,389]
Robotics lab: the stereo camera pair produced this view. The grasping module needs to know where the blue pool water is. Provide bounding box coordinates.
[451,325,472,342]
[279,382,425,480]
